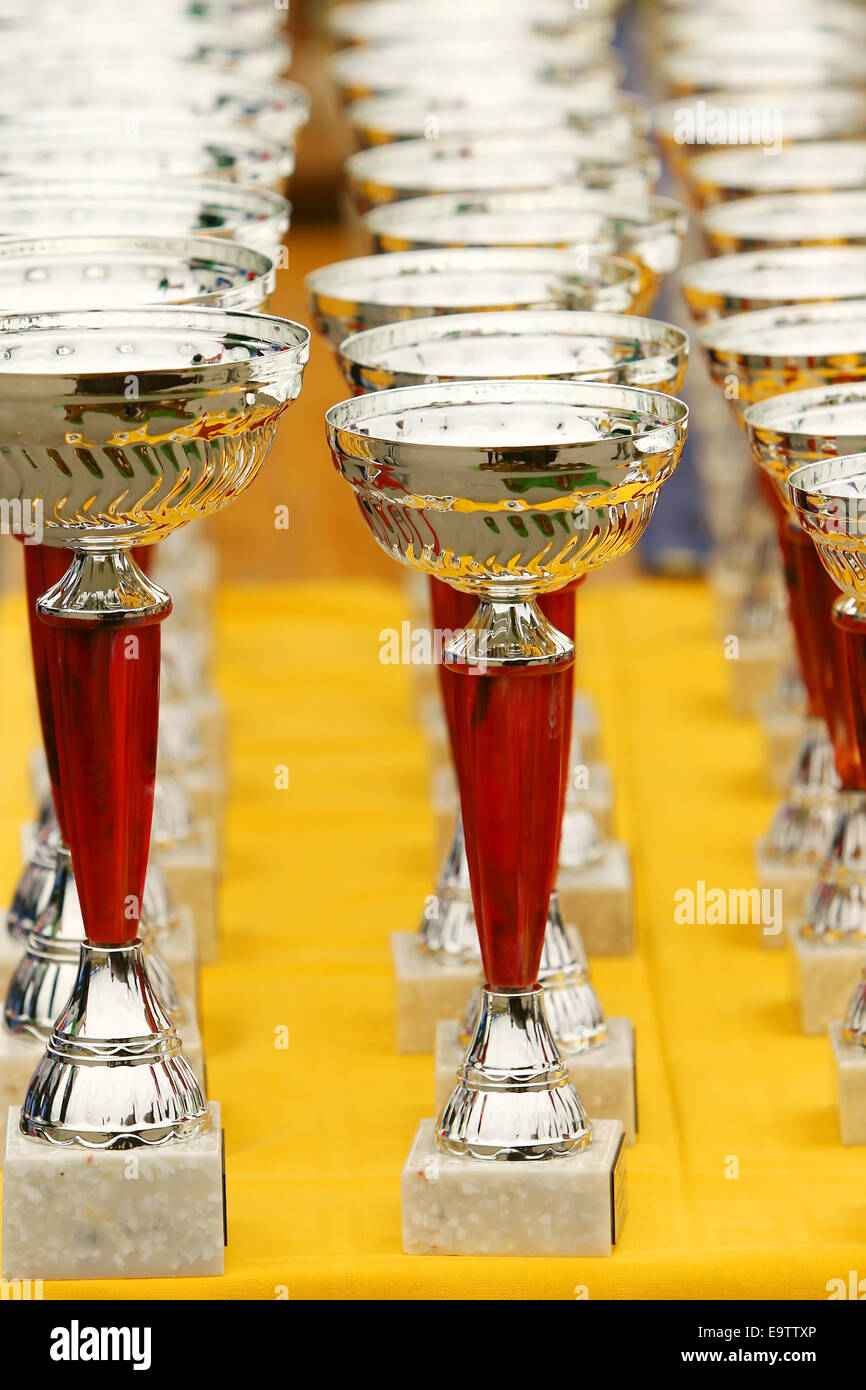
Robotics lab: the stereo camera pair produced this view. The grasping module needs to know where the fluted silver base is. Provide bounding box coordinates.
[6,799,61,940]
[764,718,840,864]
[843,971,866,1046]
[436,986,592,1161]
[460,894,606,1053]
[801,791,866,942]
[20,941,208,1149]
[5,846,182,1040]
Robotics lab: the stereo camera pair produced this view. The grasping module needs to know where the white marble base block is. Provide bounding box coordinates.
[0,1009,205,1169]
[761,708,804,792]
[830,1022,866,1146]
[155,822,220,965]
[402,1118,626,1256]
[2,1102,225,1279]
[755,838,814,949]
[434,1016,637,1143]
[391,932,479,1054]
[791,931,866,1035]
[556,842,634,956]
[728,635,787,718]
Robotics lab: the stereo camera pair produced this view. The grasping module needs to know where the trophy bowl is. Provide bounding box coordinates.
[326,0,615,47]
[0,121,294,189]
[304,247,644,349]
[363,189,688,312]
[336,308,688,397]
[346,87,648,148]
[702,190,866,256]
[653,89,866,182]
[0,232,276,314]
[0,306,307,550]
[0,23,292,79]
[659,46,863,98]
[699,298,866,410]
[0,305,309,1147]
[682,246,866,325]
[0,0,283,26]
[329,38,622,104]
[688,141,866,208]
[0,73,311,140]
[326,378,687,596]
[0,178,290,255]
[343,132,659,212]
[326,378,687,1158]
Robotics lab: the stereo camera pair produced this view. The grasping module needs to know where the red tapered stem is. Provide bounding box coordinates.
[39,601,166,945]
[22,543,75,844]
[444,651,573,990]
[831,605,866,792]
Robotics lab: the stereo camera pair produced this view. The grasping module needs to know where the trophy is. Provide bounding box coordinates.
[334,307,688,1141]
[787,450,866,1142]
[699,299,866,957]
[702,190,866,257]
[326,377,687,1254]
[682,243,866,799]
[362,188,687,314]
[330,37,622,105]
[0,234,276,1120]
[745,381,866,1039]
[346,87,648,149]
[344,132,660,215]
[0,177,290,255]
[305,249,652,1049]
[0,305,308,1280]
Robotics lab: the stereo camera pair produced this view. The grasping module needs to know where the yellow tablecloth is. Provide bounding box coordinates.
[0,576,862,1301]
